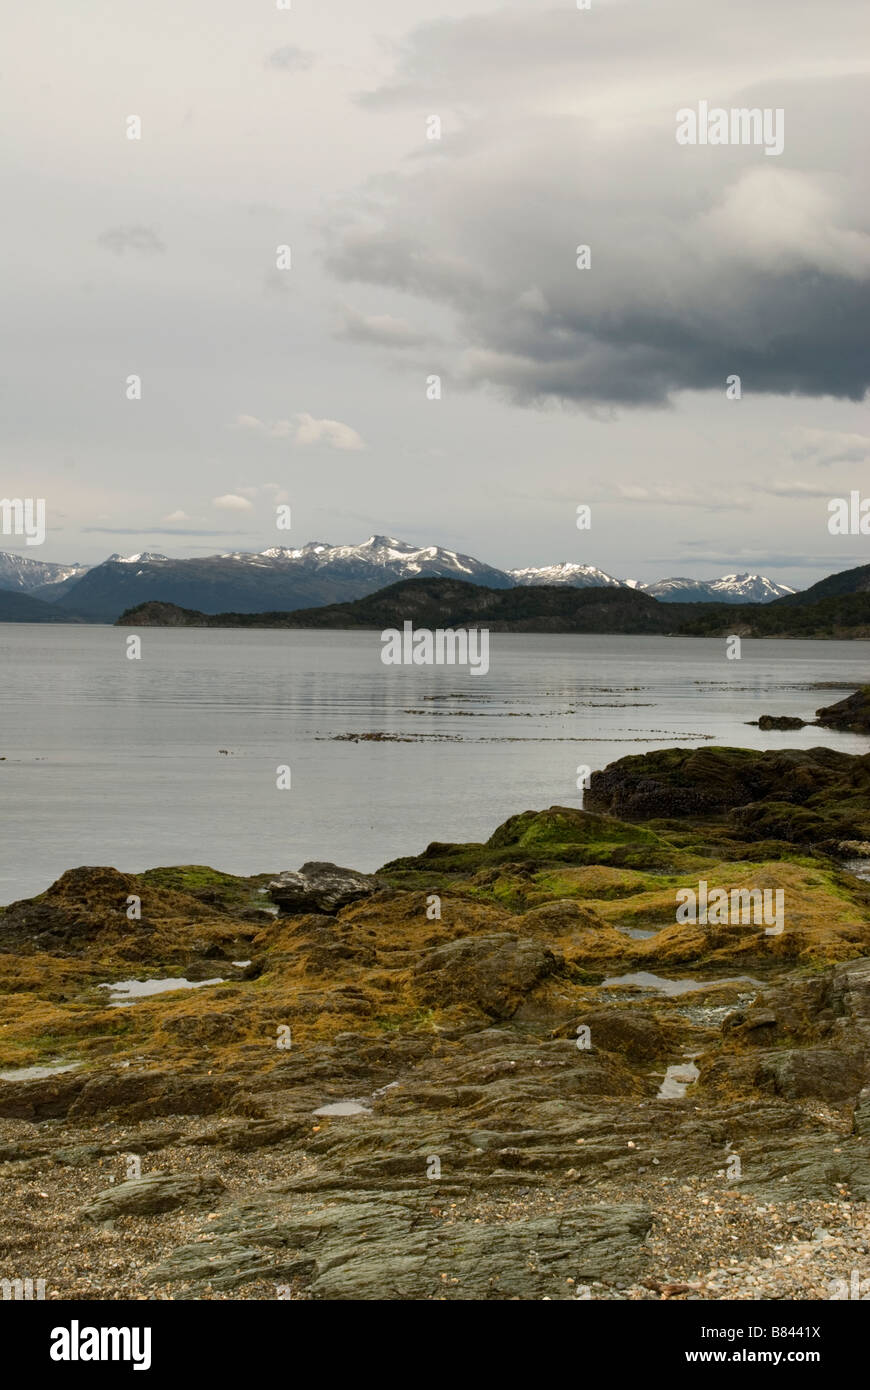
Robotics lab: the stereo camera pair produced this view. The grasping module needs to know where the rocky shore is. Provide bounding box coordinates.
[750,686,870,736]
[1,746,869,1300]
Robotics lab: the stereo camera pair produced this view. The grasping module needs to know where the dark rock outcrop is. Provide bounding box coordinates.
[816,687,870,734]
[269,862,387,915]
[586,745,870,843]
[756,715,808,731]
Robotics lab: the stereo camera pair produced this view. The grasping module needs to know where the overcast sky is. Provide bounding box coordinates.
[3,0,869,586]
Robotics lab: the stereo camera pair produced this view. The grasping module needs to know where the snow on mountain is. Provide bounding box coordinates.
[641,573,796,604]
[0,551,90,593]
[508,562,626,589]
[11,537,799,619]
[45,537,514,621]
[712,573,797,601]
[252,535,510,585]
[107,552,171,564]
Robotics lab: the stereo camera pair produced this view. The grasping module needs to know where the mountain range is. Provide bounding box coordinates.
[117,560,870,639]
[633,573,794,604]
[0,536,797,622]
[0,552,89,593]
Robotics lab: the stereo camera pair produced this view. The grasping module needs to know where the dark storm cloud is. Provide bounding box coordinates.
[327,7,870,408]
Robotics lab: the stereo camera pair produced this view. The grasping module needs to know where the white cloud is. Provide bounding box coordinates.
[294,413,366,450]
[162,509,191,522]
[212,494,255,512]
[791,428,870,468]
[700,169,870,280]
[758,479,840,498]
[614,483,749,511]
[337,306,429,348]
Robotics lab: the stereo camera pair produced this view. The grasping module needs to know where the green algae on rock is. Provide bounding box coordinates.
[2,743,870,1299]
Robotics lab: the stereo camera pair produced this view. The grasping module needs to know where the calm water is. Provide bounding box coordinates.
[0,626,867,903]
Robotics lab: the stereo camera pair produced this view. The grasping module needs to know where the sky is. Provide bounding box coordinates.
[2,0,869,587]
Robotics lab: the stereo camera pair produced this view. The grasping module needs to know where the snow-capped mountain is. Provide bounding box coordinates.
[507,562,625,588]
[0,551,90,593]
[37,535,512,621]
[641,573,796,604]
[9,536,798,622]
[506,565,792,602]
[253,535,508,583]
[107,552,171,565]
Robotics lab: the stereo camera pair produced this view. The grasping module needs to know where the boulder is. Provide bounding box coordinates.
[756,1047,865,1102]
[574,1008,671,1062]
[413,933,561,1019]
[269,862,386,915]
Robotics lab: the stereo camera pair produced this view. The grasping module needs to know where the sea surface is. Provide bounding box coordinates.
[1,625,867,903]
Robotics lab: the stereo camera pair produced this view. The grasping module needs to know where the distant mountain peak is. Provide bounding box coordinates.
[0,551,90,594]
[107,552,170,564]
[641,573,796,604]
[507,562,625,589]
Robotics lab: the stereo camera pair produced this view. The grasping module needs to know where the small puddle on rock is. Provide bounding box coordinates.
[615,926,659,940]
[657,1058,700,1099]
[0,1061,81,1081]
[602,972,761,997]
[844,858,870,882]
[312,1101,371,1116]
[371,1081,400,1100]
[99,977,225,1007]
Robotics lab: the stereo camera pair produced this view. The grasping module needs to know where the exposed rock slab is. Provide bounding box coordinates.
[269,862,387,915]
[80,1172,226,1222]
[144,1192,652,1298]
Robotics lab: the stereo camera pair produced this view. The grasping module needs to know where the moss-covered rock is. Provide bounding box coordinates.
[816,685,870,734]
[587,745,870,845]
